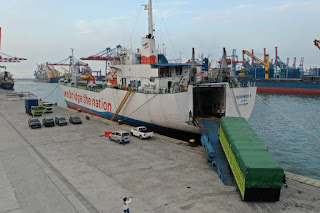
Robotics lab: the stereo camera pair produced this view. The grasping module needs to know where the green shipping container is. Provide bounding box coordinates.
[220,117,283,189]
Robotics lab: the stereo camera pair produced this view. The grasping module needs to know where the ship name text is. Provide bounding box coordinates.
[64,90,112,112]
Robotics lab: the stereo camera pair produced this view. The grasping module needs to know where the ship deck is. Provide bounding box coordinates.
[0,89,320,213]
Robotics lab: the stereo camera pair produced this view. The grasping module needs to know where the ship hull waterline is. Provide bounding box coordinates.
[257,86,320,95]
[35,77,60,83]
[60,83,257,136]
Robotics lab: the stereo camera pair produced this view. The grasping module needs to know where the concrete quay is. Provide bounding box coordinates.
[0,90,320,213]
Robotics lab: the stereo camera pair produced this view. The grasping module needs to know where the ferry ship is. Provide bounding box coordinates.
[59,0,257,135]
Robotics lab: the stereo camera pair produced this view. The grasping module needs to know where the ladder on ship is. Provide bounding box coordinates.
[197,118,234,186]
[111,91,133,121]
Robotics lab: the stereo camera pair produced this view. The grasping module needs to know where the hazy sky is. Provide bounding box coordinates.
[0,0,319,77]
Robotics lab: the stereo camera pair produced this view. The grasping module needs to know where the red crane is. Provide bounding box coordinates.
[0,27,27,63]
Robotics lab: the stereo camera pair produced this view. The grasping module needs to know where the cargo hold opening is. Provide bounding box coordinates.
[193,86,226,118]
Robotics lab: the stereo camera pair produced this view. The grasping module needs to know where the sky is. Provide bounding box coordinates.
[0,0,319,78]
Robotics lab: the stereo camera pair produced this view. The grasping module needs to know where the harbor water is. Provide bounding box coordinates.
[14,80,320,180]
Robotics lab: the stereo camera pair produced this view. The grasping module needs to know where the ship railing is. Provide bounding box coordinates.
[6,92,36,101]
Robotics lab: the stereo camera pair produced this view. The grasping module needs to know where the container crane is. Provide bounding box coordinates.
[243,50,270,79]
[80,45,123,75]
[0,27,27,63]
[292,57,297,69]
[80,45,122,61]
[299,58,304,71]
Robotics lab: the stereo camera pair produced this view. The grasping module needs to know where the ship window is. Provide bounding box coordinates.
[150,77,155,82]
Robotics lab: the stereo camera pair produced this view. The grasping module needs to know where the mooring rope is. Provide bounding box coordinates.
[42,84,59,100]
[254,92,320,141]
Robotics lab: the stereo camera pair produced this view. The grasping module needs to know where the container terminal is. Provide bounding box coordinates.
[1,89,320,213]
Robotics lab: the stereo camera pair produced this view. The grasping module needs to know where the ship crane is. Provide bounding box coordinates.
[243,50,270,79]
[314,39,320,50]
[59,67,72,79]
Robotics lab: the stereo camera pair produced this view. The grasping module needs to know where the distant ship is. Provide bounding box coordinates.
[239,67,320,95]
[222,49,320,95]
[34,63,60,83]
[0,66,14,90]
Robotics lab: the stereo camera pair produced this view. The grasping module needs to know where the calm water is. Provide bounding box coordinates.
[14,80,66,107]
[14,80,320,180]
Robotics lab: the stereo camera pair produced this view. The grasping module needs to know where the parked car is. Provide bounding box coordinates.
[69,116,82,124]
[109,131,131,144]
[28,118,41,129]
[55,116,68,126]
[42,117,55,127]
[131,126,154,139]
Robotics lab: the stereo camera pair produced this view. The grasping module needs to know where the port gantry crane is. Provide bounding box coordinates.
[0,28,27,63]
[314,39,320,50]
[242,50,270,79]
[80,45,122,61]
[80,45,123,74]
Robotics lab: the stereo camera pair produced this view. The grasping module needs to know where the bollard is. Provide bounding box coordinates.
[189,139,197,147]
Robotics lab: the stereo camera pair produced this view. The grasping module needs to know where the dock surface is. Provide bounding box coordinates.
[1,90,320,213]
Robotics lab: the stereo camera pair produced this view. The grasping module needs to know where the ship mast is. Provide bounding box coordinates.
[141,0,157,64]
[148,0,154,38]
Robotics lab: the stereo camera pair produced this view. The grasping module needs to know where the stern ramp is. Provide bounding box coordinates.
[198,118,233,186]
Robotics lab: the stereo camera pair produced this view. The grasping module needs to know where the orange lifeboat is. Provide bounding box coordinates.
[80,73,96,85]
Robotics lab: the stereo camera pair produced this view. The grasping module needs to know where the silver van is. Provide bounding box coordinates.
[109,131,131,144]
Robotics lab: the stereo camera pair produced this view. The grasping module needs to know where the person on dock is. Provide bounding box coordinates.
[221,108,225,117]
[217,109,221,118]
[189,110,193,122]
[123,197,131,213]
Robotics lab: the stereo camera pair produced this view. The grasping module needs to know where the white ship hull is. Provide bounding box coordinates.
[60,84,257,134]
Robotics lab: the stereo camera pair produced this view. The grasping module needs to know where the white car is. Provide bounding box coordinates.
[42,102,53,113]
[131,126,154,139]
[109,131,131,144]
